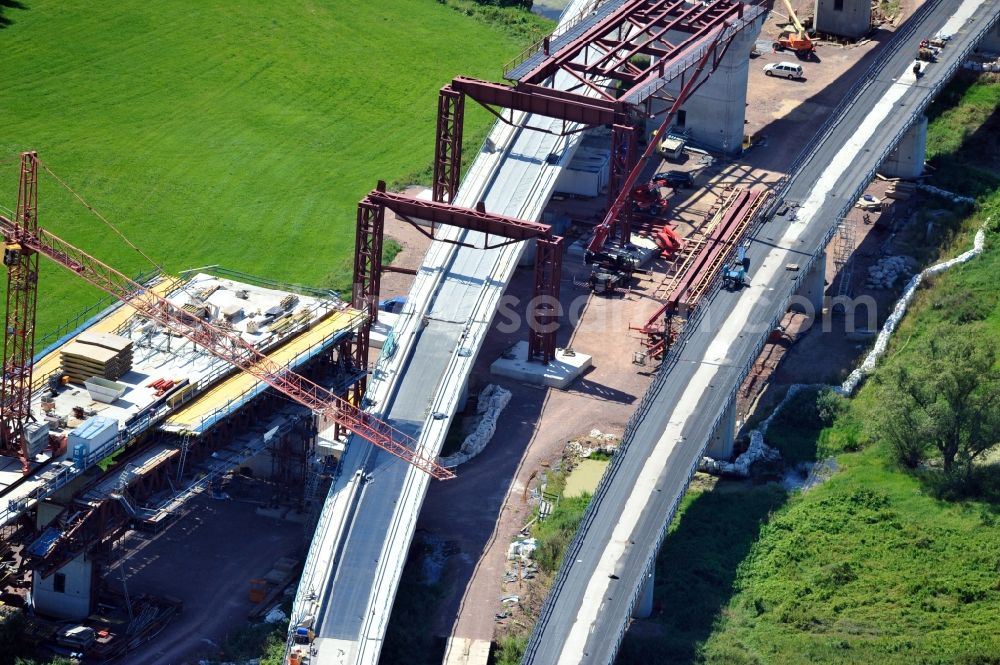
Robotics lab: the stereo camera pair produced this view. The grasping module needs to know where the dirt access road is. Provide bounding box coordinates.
[434,0,928,656]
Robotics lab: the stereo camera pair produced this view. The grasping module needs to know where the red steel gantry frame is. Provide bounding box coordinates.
[433,0,763,251]
[0,154,454,480]
[354,182,564,364]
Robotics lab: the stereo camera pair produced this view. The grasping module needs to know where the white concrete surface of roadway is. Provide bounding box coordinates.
[521,1,1000,664]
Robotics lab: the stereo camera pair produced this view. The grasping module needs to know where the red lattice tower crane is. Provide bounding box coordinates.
[0,152,454,480]
[0,152,40,472]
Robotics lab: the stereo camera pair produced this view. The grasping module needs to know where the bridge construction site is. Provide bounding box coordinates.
[2,0,1000,664]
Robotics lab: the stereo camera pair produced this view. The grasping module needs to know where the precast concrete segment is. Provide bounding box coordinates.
[523,0,1000,662]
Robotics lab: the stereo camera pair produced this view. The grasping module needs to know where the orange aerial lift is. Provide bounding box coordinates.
[772,0,815,56]
[0,152,455,479]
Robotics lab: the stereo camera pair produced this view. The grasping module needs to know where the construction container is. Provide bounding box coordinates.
[25,421,50,457]
[68,415,118,456]
[554,146,610,197]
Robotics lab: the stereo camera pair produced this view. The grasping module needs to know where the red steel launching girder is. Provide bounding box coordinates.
[0,152,40,473]
[516,0,751,103]
[0,161,454,480]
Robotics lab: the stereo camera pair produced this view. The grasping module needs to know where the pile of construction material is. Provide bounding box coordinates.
[885,179,916,200]
[865,255,914,290]
[60,332,133,383]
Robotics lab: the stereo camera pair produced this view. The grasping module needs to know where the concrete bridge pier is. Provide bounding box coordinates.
[706,397,737,460]
[814,0,872,40]
[655,15,765,156]
[791,250,826,319]
[880,115,928,180]
[633,570,655,619]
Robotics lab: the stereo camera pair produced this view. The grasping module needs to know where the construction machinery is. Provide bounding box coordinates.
[722,245,751,290]
[772,0,815,56]
[653,226,683,257]
[0,152,455,480]
[630,180,667,215]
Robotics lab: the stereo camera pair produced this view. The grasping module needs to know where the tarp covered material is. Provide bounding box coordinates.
[702,223,989,476]
[439,384,512,468]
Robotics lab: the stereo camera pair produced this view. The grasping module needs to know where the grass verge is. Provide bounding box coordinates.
[0,0,539,336]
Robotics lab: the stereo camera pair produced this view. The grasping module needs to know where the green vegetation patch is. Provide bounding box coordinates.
[619,79,1000,664]
[925,75,1000,198]
[0,0,538,336]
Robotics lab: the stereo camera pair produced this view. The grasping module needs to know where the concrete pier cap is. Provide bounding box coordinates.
[653,13,765,157]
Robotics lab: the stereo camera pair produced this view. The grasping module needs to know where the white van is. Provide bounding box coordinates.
[763,61,803,79]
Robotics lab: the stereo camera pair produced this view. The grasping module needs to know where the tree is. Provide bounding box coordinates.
[876,325,1000,482]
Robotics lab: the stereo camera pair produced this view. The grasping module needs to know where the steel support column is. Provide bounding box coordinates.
[609,123,637,244]
[1,152,40,472]
[527,237,563,364]
[433,88,465,204]
[351,199,384,405]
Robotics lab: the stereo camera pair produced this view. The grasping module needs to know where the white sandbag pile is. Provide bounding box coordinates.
[439,384,512,468]
[917,183,976,205]
[841,223,987,395]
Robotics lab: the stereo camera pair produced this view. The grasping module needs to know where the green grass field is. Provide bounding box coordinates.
[0,1,548,338]
[617,77,1000,664]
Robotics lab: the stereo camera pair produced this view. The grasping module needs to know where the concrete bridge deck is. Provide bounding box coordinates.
[521,1,1000,663]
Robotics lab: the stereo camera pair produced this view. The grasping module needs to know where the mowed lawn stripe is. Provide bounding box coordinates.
[0,0,525,335]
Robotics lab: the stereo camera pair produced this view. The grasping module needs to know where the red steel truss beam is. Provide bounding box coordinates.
[640,187,768,335]
[608,124,637,244]
[366,183,553,242]
[528,237,563,364]
[0,174,454,480]
[433,78,631,204]
[433,88,464,204]
[587,24,724,255]
[1,152,40,473]
[450,77,624,126]
[351,199,384,406]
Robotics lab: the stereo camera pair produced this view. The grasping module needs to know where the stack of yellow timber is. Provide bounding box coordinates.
[60,332,133,383]
[886,180,916,200]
